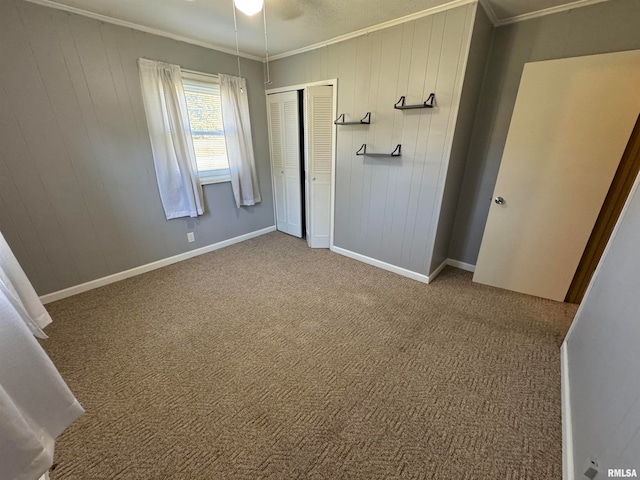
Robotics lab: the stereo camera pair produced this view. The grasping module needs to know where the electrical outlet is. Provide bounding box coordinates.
[187,232,195,243]
[584,459,598,479]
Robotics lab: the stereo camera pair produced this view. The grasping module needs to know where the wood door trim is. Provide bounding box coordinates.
[566,114,640,304]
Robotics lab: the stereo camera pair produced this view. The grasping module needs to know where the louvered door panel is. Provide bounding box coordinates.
[306,86,333,248]
[267,91,302,237]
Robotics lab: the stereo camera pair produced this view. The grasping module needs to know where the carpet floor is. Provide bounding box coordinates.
[43,232,577,479]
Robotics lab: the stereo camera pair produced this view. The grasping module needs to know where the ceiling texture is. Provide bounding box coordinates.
[23,0,612,59]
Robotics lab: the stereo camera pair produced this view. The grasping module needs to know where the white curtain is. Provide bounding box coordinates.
[0,231,84,480]
[219,74,261,208]
[0,233,51,338]
[138,58,204,219]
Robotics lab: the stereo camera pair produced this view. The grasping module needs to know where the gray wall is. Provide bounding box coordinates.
[0,0,274,295]
[269,4,475,277]
[449,0,640,265]
[429,5,492,272]
[565,175,640,472]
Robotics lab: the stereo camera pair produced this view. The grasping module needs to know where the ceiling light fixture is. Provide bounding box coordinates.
[233,0,264,16]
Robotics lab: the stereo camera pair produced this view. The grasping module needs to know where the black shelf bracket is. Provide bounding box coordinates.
[394,93,435,110]
[335,112,371,125]
[356,144,401,157]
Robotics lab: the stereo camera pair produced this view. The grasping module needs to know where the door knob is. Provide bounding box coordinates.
[494,196,505,205]
[312,177,316,181]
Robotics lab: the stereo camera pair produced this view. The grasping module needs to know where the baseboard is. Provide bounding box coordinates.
[446,259,476,272]
[561,342,575,480]
[330,246,431,284]
[40,226,277,304]
[427,259,449,283]
[429,258,476,282]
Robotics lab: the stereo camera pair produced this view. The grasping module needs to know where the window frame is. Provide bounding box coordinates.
[181,70,231,185]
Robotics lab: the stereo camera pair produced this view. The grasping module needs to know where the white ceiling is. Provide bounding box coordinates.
[25,0,611,59]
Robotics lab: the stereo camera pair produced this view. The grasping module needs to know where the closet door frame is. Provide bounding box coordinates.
[266,79,338,246]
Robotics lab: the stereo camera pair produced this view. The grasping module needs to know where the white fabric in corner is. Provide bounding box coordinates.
[0,232,84,480]
[138,58,204,219]
[0,297,84,480]
[219,74,261,208]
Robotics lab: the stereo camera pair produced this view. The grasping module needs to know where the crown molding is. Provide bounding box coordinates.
[22,0,620,62]
[21,0,264,62]
[269,0,478,61]
[495,0,614,26]
[477,0,499,25]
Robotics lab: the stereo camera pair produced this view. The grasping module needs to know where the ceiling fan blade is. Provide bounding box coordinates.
[269,0,309,20]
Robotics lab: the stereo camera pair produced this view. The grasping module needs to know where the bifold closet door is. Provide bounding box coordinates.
[267,91,302,238]
[305,85,333,248]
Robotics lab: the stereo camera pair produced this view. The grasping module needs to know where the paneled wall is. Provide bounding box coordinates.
[269,4,476,277]
[429,6,492,272]
[0,0,274,295]
[449,0,640,266]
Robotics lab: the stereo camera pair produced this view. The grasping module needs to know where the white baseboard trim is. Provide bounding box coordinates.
[40,226,276,304]
[446,259,476,272]
[327,248,479,284]
[330,246,431,284]
[561,342,575,480]
[427,259,449,283]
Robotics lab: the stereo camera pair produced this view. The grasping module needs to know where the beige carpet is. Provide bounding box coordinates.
[43,232,577,479]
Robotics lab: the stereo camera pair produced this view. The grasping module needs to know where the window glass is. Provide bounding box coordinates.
[182,76,230,184]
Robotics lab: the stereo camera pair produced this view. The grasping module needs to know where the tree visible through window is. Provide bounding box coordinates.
[182,73,230,184]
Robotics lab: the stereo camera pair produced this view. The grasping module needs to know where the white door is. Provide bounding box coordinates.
[267,91,302,238]
[305,86,333,248]
[474,50,640,301]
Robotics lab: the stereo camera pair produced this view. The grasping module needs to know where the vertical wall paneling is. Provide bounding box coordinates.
[404,12,448,272]
[0,92,53,290]
[397,14,435,269]
[0,0,274,295]
[326,45,341,83]
[49,11,135,274]
[366,26,403,260]
[343,36,373,251]
[24,7,114,282]
[429,4,492,273]
[100,23,167,266]
[0,158,41,284]
[332,38,358,247]
[0,2,82,290]
[269,3,476,278]
[358,32,383,260]
[381,22,414,267]
[421,6,476,274]
[70,15,145,268]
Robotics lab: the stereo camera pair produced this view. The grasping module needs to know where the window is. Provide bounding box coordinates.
[182,72,230,184]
